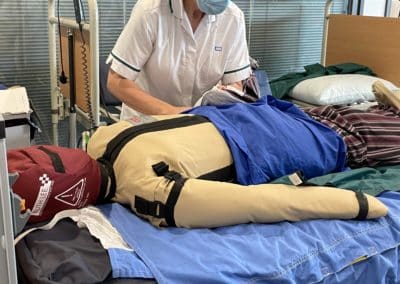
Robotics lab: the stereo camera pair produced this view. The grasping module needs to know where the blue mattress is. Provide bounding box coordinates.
[99,191,400,284]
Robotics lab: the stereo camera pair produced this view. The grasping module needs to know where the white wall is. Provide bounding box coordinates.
[362,0,386,16]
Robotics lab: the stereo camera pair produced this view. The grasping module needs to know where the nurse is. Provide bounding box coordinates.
[107,0,251,119]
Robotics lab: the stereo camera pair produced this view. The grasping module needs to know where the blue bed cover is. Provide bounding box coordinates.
[186,96,347,185]
[99,191,400,284]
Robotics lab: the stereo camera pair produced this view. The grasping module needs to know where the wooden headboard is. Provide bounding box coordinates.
[325,14,400,87]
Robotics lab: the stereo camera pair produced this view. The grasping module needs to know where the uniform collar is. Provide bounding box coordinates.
[170,0,216,23]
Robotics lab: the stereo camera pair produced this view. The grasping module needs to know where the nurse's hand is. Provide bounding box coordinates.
[216,81,243,92]
[172,106,192,114]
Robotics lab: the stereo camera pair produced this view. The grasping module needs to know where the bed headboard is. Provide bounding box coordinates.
[325,14,400,87]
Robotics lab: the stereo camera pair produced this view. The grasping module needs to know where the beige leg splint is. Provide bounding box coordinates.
[372,80,400,110]
[88,115,388,228]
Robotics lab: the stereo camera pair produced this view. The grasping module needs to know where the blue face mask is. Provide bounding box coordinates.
[196,0,229,15]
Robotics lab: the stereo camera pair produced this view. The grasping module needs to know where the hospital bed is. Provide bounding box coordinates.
[2,1,400,283]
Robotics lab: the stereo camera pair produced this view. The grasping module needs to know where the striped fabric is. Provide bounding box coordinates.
[303,104,400,168]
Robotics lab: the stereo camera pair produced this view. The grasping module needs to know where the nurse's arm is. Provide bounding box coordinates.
[107,69,190,115]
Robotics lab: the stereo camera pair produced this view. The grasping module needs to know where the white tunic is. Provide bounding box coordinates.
[108,0,251,119]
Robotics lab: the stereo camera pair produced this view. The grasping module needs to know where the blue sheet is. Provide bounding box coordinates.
[255,69,272,97]
[100,191,400,284]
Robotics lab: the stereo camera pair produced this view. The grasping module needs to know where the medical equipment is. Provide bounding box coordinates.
[67,29,77,148]
[48,0,100,146]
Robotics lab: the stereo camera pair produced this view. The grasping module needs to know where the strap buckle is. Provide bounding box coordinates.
[288,170,307,186]
[151,201,165,218]
[152,162,169,176]
[164,171,182,181]
[135,196,165,218]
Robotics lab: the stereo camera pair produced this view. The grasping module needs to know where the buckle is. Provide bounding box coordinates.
[151,201,165,218]
[288,170,306,186]
[164,171,182,181]
[152,162,169,176]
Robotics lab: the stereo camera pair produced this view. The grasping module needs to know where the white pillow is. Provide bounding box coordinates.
[289,74,398,105]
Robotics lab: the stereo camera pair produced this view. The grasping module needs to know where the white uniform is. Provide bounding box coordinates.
[108,0,251,119]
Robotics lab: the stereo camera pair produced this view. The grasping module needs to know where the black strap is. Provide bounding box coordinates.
[198,164,236,182]
[135,196,166,218]
[150,161,235,225]
[96,158,117,202]
[102,116,209,165]
[141,164,188,226]
[4,118,30,128]
[355,191,369,220]
[37,146,65,173]
[0,119,5,139]
[97,159,112,203]
[164,171,187,226]
[152,162,235,182]
[4,117,37,140]
[288,170,335,188]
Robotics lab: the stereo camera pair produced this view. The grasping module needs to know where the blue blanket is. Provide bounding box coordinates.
[100,191,400,284]
[186,96,347,185]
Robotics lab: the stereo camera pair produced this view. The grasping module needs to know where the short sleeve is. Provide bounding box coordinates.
[221,10,251,85]
[108,1,156,81]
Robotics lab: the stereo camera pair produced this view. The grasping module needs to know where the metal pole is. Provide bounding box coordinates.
[68,30,77,148]
[88,0,100,128]
[385,0,392,17]
[48,0,59,145]
[0,115,18,284]
[357,0,363,15]
[321,0,334,66]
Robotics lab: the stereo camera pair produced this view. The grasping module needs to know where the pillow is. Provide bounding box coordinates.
[288,74,398,105]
